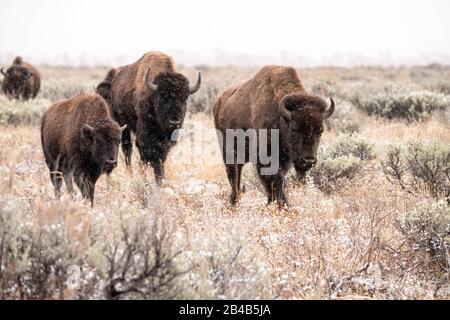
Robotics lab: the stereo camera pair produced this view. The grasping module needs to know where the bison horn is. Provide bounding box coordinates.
[279,95,292,120]
[323,97,335,119]
[119,124,127,132]
[189,72,202,95]
[145,67,158,92]
[0,68,6,77]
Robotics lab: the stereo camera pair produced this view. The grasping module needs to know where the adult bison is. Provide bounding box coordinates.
[108,51,201,184]
[213,65,335,206]
[1,56,41,100]
[41,93,126,206]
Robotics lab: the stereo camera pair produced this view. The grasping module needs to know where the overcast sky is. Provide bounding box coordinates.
[0,0,449,66]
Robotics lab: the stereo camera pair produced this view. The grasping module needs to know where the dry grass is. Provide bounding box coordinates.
[0,65,449,299]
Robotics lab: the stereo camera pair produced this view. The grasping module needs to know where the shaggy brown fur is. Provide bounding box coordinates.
[1,56,41,100]
[109,51,201,184]
[213,65,335,206]
[41,93,125,206]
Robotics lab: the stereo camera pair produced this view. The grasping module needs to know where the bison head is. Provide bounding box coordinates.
[81,122,127,174]
[3,65,33,84]
[145,67,201,131]
[279,94,335,177]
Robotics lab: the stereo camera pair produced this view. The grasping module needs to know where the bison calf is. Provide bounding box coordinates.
[214,65,335,207]
[1,56,41,100]
[41,93,126,206]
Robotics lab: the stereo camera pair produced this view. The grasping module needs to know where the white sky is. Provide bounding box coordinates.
[0,0,449,66]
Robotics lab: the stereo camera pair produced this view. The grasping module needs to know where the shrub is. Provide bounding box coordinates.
[0,194,271,300]
[188,84,220,114]
[396,200,450,289]
[328,134,375,161]
[0,96,51,126]
[183,229,271,299]
[325,101,361,134]
[311,79,341,98]
[381,141,450,201]
[100,214,186,300]
[310,155,364,193]
[428,81,450,95]
[309,134,374,193]
[352,91,449,121]
[40,79,94,102]
[0,199,86,299]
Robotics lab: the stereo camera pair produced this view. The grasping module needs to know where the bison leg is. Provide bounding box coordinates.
[48,157,63,198]
[64,171,74,196]
[151,160,165,186]
[50,172,63,198]
[258,171,289,207]
[225,164,243,205]
[121,128,133,166]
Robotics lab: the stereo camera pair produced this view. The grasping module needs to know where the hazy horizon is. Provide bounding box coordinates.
[1,0,450,67]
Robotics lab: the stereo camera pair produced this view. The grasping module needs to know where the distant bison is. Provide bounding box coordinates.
[1,56,41,100]
[213,65,335,206]
[41,93,126,206]
[109,51,201,184]
[96,67,121,105]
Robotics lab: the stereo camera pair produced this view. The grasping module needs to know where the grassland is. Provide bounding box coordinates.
[0,64,449,299]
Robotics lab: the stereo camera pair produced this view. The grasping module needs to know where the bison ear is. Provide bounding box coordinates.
[119,124,127,132]
[97,81,111,90]
[96,81,112,99]
[81,124,94,140]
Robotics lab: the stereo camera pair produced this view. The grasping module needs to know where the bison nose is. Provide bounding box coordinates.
[169,120,181,125]
[301,157,317,166]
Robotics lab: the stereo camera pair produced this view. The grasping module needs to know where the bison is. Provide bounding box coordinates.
[213,65,335,206]
[41,92,126,206]
[1,56,41,100]
[108,51,201,184]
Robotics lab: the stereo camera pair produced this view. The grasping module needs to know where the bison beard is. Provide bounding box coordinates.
[214,65,335,207]
[1,56,41,100]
